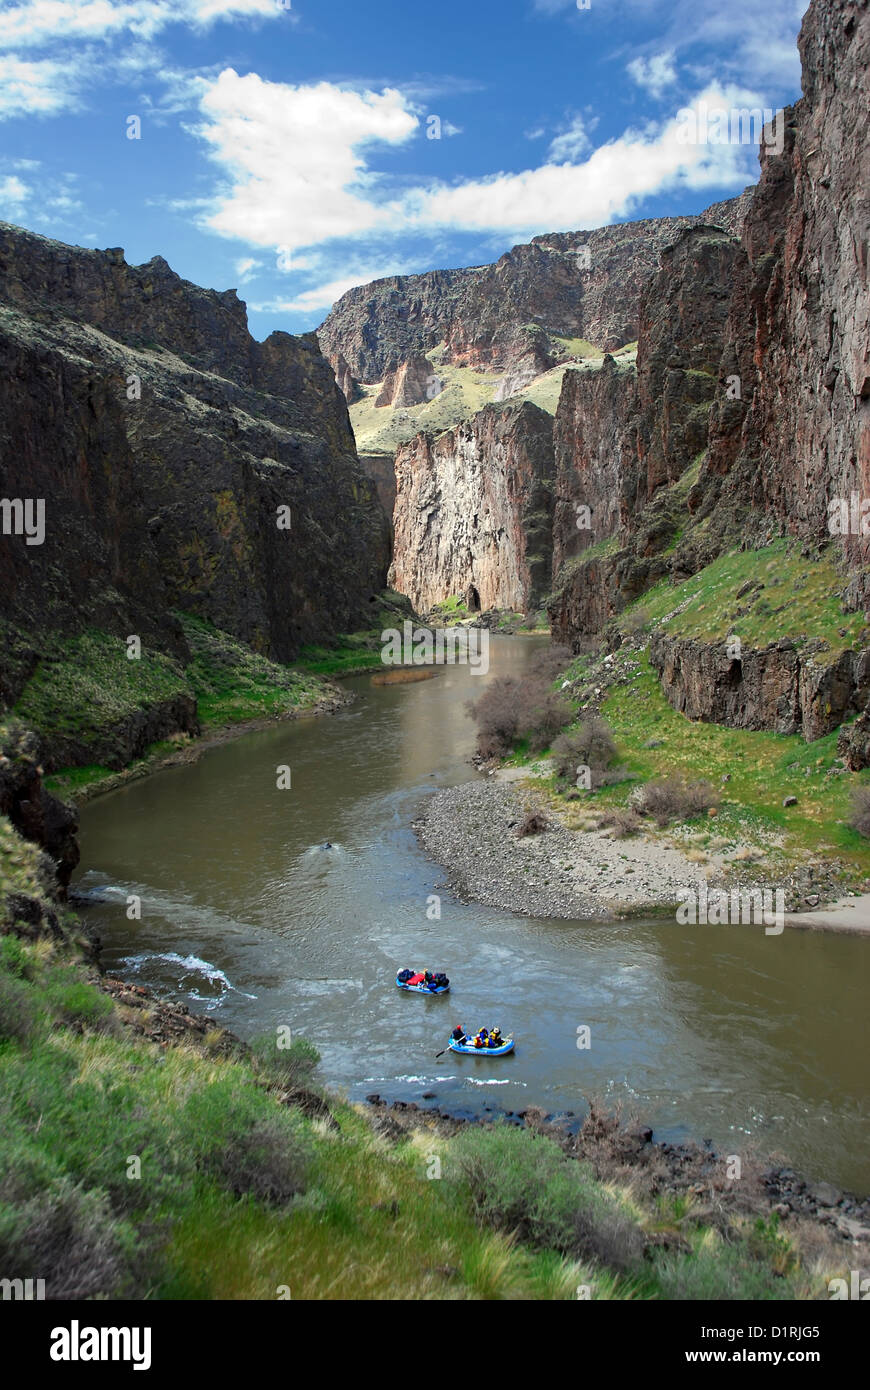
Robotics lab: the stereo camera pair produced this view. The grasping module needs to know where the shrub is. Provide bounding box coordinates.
[517,684,573,753]
[637,776,718,827]
[516,811,549,837]
[652,1237,798,1301]
[451,1124,644,1273]
[600,807,644,838]
[0,971,37,1042]
[467,677,522,758]
[204,1114,311,1206]
[467,674,573,758]
[527,644,574,683]
[850,785,870,837]
[552,719,618,784]
[0,1177,143,1300]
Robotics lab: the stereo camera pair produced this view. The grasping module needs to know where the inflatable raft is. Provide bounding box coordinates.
[448,1036,514,1056]
[396,975,449,994]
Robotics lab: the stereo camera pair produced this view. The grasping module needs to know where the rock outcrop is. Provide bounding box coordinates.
[0,723,79,893]
[374,353,437,408]
[319,194,753,394]
[389,402,554,614]
[649,632,870,740]
[0,223,390,703]
[549,226,744,640]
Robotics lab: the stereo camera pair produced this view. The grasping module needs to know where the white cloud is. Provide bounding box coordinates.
[0,54,79,118]
[198,75,763,257]
[401,85,760,235]
[0,173,32,215]
[234,256,261,282]
[198,70,419,248]
[536,0,805,94]
[627,51,678,98]
[547,115,592,162]
[0,1,284,51]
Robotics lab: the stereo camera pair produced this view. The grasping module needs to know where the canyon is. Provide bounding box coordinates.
[319,0,870,742]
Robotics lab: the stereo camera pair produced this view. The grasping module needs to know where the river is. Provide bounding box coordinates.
[73,635,869,1193]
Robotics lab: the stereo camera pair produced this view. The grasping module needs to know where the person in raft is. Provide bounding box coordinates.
[451,1025,468,1045]
[407,971,425,986]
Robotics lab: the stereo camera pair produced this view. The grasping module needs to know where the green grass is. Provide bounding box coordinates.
[295,635,384,676]
[12,629,192,756]
[559,647,870,876]
[616,540,867,658]
[348,338,637,451]
[178,614,326,727]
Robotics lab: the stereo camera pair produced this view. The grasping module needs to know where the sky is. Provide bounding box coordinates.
[0,0,809,340]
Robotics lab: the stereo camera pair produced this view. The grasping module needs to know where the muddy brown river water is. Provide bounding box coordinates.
[74,636,869,1192]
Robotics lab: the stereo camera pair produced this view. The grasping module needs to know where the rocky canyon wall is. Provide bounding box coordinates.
[695,0,869,560]
[389,402,554,614]
[0,224,390,703]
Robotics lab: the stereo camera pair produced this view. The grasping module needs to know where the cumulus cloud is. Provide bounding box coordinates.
[197,75,763,259]
[198,70,419,249]
[627,51,678,99]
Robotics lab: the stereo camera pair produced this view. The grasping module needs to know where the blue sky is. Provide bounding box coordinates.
[0,0,808,339]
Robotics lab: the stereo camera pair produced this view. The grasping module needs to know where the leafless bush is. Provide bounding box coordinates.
[600,807,644,838]
[527,644,574,682]
[516,810,549,837]
[637,776,718,827]
[552,719,617,783]
[467,674,572,758]
[467,677,522,757]
[517,683,573,752]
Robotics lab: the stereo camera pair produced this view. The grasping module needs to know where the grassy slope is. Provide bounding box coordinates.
[348,340,637,453]
[18,618,339,800]
[541,542,870,881]
[0,828,842,1301]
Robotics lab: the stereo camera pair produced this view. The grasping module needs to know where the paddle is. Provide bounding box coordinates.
[436,1033,469,1058]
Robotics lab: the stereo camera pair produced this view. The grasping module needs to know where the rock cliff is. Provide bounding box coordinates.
[319,193,752,396]
[695,0,869,566]
[389,401,554,614]
[0,223,390,704]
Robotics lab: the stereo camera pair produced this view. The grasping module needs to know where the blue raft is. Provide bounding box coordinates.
[448,1036,514,1056]
[396,974,449,994]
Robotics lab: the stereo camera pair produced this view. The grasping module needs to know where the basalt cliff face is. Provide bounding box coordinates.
[319,194,752,396]
[697,0,870,564]
[552,0,869,631]
[389,402,554,614]
[0,224,390,703]
[550,224,746,638]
